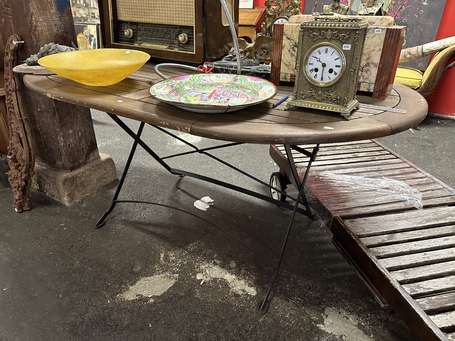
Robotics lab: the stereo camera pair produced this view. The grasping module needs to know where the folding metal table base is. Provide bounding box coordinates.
[97,114,320,313]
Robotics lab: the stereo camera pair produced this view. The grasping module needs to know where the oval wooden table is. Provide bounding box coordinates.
[23,74,427,144]
[23,73,428,311]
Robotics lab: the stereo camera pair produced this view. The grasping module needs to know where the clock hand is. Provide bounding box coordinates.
[320,62,326,82]
[314,56,323,64]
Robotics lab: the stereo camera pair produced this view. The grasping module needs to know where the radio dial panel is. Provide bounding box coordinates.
[116,22,195,52]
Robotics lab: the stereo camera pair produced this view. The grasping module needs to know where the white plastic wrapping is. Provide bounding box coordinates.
[312,172,423,209]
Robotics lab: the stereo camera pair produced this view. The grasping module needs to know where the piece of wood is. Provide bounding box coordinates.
[320,189,451,212]
[277,141,377,151]
[372,26,406,99]
[309,175,434,191]
[0,73,8,154]
[392,260,455,284]
[337,196,455,219]
[271,23,284,85]
[370,236,455,259]
[362,225,455,247]
[297,159,406,172]
[417,292,455,313]
[4,35,34,212]
[430,310,455,330]
[305,154,397,167]
[296,149,392,160]
[379,247,455,271]
[316,163,412,176]
[403,276,455,297]
[346,207,455,237]
[239,8,265,27]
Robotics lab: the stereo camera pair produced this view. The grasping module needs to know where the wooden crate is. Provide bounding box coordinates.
[270,140,455,341]
[239,7,265,41]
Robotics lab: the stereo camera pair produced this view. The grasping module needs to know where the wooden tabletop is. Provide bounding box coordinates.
[23,72,428,145]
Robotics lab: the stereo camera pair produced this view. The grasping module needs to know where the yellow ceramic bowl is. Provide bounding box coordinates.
[38,49,150,86]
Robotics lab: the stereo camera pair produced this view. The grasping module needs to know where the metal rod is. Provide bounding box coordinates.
[161,142,242,160]
[96,122,145,228]
[172,168,308,214]
[258,144,320,312]
[153,124,303,205]
[108,114,178,175]
[258,172,307,313]
[151,124,200,150]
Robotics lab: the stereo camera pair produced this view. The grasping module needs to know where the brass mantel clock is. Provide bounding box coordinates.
[289,16,367,117]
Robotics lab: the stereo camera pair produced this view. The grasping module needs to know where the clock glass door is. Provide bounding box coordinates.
[304,44,346,87]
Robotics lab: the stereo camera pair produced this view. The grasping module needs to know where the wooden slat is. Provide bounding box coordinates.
[309,176,436,194]
[288,146,387,157]
[391,260,455,283]
[362,225,455,247]
[301,140,372,148]
[278,143,379,153]
[322,189,452,212]
[370,235,455,258]
[345,207,455,237]
[340,169,423,179]
[312,162,411,175]
[302,154,396,169]
[338,196,455,219]
[379,247,455,271]
[402,275,455,297]
[302,159,406,172]
[417,292,455,313]
[293,150,392,163]
[430,310,455,330]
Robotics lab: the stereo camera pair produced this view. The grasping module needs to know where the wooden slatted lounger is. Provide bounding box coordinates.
[270,140,455,341]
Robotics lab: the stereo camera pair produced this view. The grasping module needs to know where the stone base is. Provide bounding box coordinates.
[35,153,117,206]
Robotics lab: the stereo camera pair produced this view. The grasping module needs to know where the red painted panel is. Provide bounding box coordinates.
[428,1,455,117]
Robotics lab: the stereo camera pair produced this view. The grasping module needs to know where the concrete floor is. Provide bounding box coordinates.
[0,112,454,341]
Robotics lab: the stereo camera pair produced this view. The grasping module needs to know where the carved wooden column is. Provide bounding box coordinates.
[0,0,116,206]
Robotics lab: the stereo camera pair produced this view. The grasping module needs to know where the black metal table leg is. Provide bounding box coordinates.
[96,121,145,228]
[258,144,319,313]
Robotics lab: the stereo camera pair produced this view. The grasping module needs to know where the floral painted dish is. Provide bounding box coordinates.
[149,73,277,114]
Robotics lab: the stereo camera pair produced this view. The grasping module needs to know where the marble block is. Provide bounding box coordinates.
[280,23,301,83]
[358,26,387,92]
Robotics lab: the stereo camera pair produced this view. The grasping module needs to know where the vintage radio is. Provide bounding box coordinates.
[98,0,239,64]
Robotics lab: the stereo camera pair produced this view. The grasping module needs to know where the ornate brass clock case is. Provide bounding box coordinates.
[289,16,367,117]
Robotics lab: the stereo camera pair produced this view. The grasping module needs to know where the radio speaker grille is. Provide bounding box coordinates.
[115,0,195,26]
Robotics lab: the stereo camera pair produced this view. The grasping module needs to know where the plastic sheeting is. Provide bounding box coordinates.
[312,172,423,210]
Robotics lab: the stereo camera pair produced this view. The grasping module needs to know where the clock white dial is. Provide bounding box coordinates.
[304,45,346,86]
